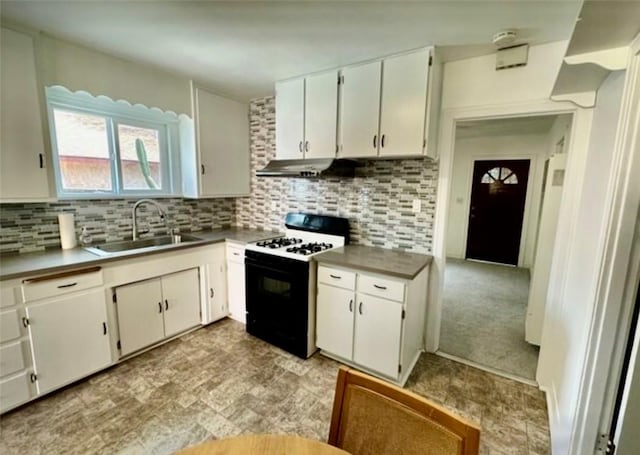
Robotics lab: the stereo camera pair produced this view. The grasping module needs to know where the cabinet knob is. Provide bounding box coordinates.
[329,274,342,280]
[165,299,169,311]
[299,141,303,153]
[30,373,37,383]
[102,322,107,335]
[373,135,378,148]
[38,153,44,169]
[358,302,363,315]
[305,141,309,152]
[381,134,386,148]
[210,288,214,298]
[158,302,163,313]
[22,317,30,327]
[373,284,387,290]
[349,299,353,312]
[201,164,205,175]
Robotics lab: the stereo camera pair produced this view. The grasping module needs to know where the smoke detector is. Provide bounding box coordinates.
[492,30,517,48]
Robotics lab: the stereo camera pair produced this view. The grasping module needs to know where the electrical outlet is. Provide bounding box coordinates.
[412,199,421,213]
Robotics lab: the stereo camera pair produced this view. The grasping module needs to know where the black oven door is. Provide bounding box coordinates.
[245,251,310,358]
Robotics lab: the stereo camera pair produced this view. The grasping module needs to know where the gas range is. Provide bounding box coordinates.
[246,229,345,261]
[244,213,350,359]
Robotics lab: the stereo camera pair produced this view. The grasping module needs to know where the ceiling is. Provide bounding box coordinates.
[0,1,583,101]
[456,115,563,139]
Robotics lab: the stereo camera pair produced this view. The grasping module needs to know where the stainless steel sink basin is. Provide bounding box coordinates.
[84,234,203,256]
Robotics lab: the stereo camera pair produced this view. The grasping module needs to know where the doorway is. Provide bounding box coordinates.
[466,159,530,265]
[438,113,572,382]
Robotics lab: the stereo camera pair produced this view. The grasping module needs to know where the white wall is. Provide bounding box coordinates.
[39,34,192,115]
[537,71,626,454]
[442,41,568,110]
[446,134,548,268]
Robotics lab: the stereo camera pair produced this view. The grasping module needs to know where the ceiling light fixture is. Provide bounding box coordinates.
[492,30,517,48]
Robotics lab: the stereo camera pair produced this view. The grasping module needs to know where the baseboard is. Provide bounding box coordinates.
[435,351,538,386]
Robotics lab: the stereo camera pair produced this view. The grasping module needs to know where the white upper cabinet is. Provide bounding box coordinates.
[339,61,382,158]
[181,84,250,198]
[0,27,51,201]
[276,72,338,160]
[275,78,305,159]
[304,71,338,159]
[378,50,430,157]
[337,48,440,159]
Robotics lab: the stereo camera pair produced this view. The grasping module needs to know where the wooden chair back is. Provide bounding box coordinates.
[328,367,480,455]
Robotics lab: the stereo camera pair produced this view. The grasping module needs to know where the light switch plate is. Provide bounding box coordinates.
[412,199,421,213]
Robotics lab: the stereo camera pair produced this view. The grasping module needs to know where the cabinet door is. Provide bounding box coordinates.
[339,61,382,158]
[208,260,228,323]
[316,284,355,360]
[226,260,246,323]
[353,294,403,378]
[304,71,338,159]
[26,289,111,394]
[162,269,201,337]
[379,50,429,157]
[116,278,165,356]
[0,27,50,201]
[275,78,305,159]
[195,87,250,197]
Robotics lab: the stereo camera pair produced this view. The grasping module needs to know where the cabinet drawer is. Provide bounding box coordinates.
[318,266,356,290]
[22,267,103,302]
[226,244,245,264]
[358,274,405,302]
[0,341,26,377]
[0,308,21,343]
[0,372,32,413]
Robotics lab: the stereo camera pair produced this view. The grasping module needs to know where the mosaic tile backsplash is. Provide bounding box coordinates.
[235,96,439,254]
[0,198,234,254]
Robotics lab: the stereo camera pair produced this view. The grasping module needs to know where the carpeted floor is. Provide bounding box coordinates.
[439,258,539,381]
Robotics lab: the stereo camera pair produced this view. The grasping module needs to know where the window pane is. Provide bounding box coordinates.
[488,167,500,180]
[117,124,161,190]
[504,174,518,184]
[53,109,112,191]
[499,167,514,180]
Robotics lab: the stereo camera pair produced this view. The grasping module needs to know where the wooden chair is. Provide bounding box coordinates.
[328,367,480,455]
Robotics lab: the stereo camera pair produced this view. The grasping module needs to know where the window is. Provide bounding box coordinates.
[46,87,178,197]
[481,166,518,185]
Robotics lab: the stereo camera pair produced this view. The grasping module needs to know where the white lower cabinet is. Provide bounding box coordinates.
[26,289,111,394]
[116,268,200,356]
[206,245,228,323]
[316,264,429,385]
[226,243,246,323]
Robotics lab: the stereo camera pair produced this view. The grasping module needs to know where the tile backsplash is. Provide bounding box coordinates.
[235,96,439,254]
[0,198,234,254]
[1,96,439,255]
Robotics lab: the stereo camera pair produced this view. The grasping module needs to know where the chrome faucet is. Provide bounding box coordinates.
[132,199,170,240]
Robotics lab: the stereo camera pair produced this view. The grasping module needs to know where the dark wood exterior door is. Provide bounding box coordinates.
[466,159,530,265]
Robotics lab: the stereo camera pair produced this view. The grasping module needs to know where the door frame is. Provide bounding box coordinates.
[427,99,584,355]
[461,155,538,268]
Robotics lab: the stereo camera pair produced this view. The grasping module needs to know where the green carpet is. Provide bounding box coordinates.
[439,258,539,381]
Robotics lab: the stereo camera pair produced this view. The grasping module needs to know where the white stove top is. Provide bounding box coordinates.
[245,229,345,261]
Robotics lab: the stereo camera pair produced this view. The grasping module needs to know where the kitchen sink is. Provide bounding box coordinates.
[84,234,203,256]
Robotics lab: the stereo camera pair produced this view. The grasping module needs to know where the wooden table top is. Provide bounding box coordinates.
[176,434,350,454]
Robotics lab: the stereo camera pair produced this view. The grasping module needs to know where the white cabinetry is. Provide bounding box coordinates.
[226,243,246,323]
[25,289,111,394]
[0,26,51,201]
[115,268,200,356]
[205,244,228,323]
[181,84,250,198]
[316,264,429,385]
[275,71,338,160]
[339,50,433,159]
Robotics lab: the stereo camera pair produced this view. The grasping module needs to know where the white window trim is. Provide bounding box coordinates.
[45,86,181,199]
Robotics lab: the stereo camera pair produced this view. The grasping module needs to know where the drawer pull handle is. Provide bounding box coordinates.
[349,299,353,312]
[329,274,342,279]
[30,373,37,383]
[165,299,169,311]
[102,322,107,335]
[210,288,214,298]
[22,317,30,327]
[158,302,163,313]
[233,252,240,256]
[373,284,387,290]
[57,282,78,289]
[359,302,363,315]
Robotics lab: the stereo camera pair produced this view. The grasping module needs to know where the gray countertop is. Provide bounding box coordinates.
[0,227,281,281]
[314,244,433,280]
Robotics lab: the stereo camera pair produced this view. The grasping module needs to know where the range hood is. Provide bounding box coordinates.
[256,158,362,178]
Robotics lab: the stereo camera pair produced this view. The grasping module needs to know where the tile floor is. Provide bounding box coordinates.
[0,319,550,454]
